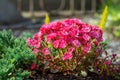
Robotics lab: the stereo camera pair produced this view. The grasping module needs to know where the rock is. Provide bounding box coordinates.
[0,0,23,24]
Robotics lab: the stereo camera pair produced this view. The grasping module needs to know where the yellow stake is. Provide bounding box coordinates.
[99,6,108,30]
[45,13,50,24]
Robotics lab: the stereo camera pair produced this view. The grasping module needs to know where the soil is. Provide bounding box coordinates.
[26,70,117,80]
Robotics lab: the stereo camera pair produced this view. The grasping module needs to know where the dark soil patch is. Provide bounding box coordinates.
[26,70,118,80]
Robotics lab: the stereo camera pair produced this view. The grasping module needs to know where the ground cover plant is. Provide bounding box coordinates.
[0,30,35,80]
[27,18,120,80]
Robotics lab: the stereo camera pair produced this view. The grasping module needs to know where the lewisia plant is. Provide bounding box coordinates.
[27,18,120,76]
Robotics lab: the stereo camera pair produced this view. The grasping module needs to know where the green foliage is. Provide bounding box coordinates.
[0,30,35,80]
[113,26,120,38]
[20,32,33,40]
[105,0,120,21]
[104,0,120,37]
[101,41,109,51]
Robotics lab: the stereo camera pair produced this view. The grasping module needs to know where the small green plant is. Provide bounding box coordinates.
[27,18,120,78]
[0,30,35,80]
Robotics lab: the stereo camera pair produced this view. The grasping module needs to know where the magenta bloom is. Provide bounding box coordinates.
[59,39,67,49]
[82,34,91,41]
[27,38,40,48]
[58,30,68,38]
[53,40,59,48]
[40,24,50,34]
[72,40,81,48]
[89,26,103,42]
[34,43,40,49]
[30,63,37,70]
[105,60,111,65]
[83,43,91,53]
[53,39,67,49]
[46,33,57,42]
[68,47,75,53]
[42,47,50,55]
[27,38,33,46]
[64,18,82,25]
[62,52,73,60]
[69,28,79,37]
[33,32,43,41]
[81,24,91,32]
[33,48,39,54]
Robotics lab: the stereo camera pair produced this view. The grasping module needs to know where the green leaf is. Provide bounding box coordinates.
[51,49,59,57]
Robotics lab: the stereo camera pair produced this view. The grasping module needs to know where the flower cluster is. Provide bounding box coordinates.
[27,18,102,58]
[27,18,120,76]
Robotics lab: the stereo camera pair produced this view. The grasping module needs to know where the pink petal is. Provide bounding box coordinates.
[42,47,50,55]
[62,52,73,60]
[72,40,81,48]
[33,49,39,54]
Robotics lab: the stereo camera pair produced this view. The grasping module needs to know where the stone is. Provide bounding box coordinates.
[0,0,23,24]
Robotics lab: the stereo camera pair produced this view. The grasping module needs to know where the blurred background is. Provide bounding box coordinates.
[0,0,120,55]
[0,0,104,35]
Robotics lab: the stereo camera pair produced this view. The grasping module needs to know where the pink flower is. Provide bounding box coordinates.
[64,18,74,25]
[54,21,64,30]
[69,28,79,37]
[59,39,67,49]
[37,31,43,37]
[53,39,67,49]
[83,43,91,53]
[34,32,43,41]
[27,38,40,48]
[42,47,50,55]
[105,60,111,65]
[72,18,82,25]
[82,34,91,41]
[40,24,48,34]
[65,36,74,44]
[33,32,42,41]
[34,43,40,48]
[68,47,75,53]
[27,38,32,46]
[53,40,59,48]
[46,33,57,42]
[72,40,81,48]
[33,48,39,54]
[89,26,103,42]
[62,52,73,60]
[30,63,37,70]
[58,30,68,38]
[81,24,91,32]
[64,18,82,26]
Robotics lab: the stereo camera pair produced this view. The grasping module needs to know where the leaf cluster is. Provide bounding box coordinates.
[0,30,35,80]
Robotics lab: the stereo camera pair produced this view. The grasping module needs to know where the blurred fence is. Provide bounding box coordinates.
[12,0,104,18]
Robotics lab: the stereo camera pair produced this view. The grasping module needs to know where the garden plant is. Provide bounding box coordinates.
[27,18,120,80]
[0,30,35,80]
